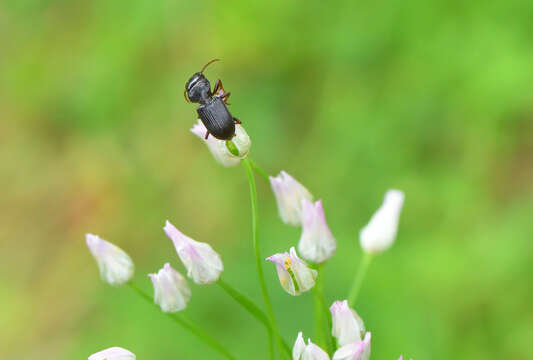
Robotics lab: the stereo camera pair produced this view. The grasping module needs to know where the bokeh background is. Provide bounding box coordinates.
[1,0,532,359]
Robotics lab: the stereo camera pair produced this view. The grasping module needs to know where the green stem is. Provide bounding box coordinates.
[127,282,238,360]
[248,158,270,181]
[217,279,291,355]
[242,158,288,359]
[217,278,269,327]
[347,253,373,307]
[312,264,334,354]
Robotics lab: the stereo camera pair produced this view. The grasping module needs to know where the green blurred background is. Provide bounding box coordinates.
[1,0,532,359]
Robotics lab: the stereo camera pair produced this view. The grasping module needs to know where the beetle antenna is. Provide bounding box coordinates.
[200,58,220,74]
[184,89,191,103]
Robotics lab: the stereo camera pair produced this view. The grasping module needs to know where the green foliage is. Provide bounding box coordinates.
[1,0,532,359]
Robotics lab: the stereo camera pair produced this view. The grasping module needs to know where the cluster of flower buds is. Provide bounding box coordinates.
[269,171,337,264]
[265,171,337,294]
[292,300,371,360]
[85,125,408,358]
[86,220,223,314]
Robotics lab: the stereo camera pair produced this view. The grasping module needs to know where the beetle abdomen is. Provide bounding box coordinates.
[197,98,235,140]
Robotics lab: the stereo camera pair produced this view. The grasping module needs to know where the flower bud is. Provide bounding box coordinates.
[298,199,336,263]
[330,300,365,347]
[86,234,134,286]
[88,347,135,360]
[269,171,313,226]
[332,332,371,360]
[293,332,330,360]
[164,220,223,284]
[149,263,191,313]
[190,120,250,167]
[360,190,405,254]
[266,247,317,296]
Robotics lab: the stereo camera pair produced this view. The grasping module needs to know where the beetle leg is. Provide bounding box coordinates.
[211,79,226,96]
[204,130,210,140]
[213,80,231,105]
[233,117,242,124]
[219,91,231,105]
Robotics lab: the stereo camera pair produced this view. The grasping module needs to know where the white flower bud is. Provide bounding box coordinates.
[293,332,330,360]
[190,120,250,167]
[164,220,223,284]
[266,247,317,296]
[330,300,365,347]
[332,333,371,360]
[86,234,134,286]
[149,263,191,313]
[88,347,135,360]
[298,199,336,263]
[269,171,313,226]
[360,190,405,253]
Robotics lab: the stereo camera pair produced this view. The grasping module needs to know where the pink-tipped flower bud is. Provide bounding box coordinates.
[164,220,223,284]
[298,199,336,263]
[332,332,371,360]
[269,171,313,226]
[149,263,191,313]
[266,247,317,296]
[86,234,134,286]
[190,120,250,167]
[360,190,405,253]
[88,347,135,360]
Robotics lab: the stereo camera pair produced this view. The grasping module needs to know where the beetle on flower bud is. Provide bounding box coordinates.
[185,59,242,140]
[86,234,134,286]
[266,247,317,296]
[149,263,191,313]
[88,347,135,360]
[164,220,223,284]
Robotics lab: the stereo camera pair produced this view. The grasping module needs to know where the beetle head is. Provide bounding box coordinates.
[185,72,211,104]
[184,59,220,104]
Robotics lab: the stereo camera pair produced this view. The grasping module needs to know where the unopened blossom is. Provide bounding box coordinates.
[298,199,336,263]
[88,347,135,360]
[86,234,134,286]
[266,247,317,296]
[332,332,371,360]
[190,120,251,167]
[149,263,191,313]
[269,171,313,226]
[293,332,330,360]
[360,189,405,253]
[330,300,366,347]
[164,220,223,284]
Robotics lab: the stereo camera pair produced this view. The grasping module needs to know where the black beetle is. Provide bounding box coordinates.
[184,59,241,140]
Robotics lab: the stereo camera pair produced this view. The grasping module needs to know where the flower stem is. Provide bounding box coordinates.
[217,279,291,356]
[347,253,374,307]
[127,282,238,360]
[312,264,334,354]
[248,158,270,181]
[242,158,288,359]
